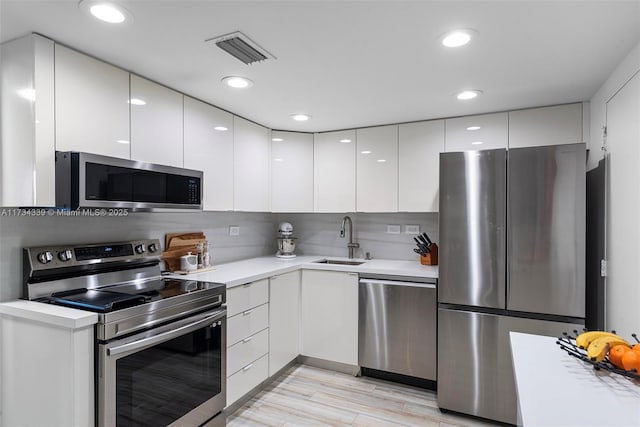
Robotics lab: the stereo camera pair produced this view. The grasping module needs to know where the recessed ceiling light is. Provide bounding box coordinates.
[214,126,228,131]
[377,159,387,163]
[128,98,146,106]
[291,114,310,121]
[466,126,482,131]
[274,158,284,162]
[79,1,133,24]
[441,29,476,48]
[116,139,130,144]
[272,137,284,142]
[361,150,372,154]
[456,90,482,100]
[222,76,253,89]
[471,141,484,145]
[340,139,352,143]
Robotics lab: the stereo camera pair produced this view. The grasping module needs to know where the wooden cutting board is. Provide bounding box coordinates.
[163,232,207,272]
[166,232,206,249]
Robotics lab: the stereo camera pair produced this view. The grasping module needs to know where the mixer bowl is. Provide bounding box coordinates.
[276,238,297,254]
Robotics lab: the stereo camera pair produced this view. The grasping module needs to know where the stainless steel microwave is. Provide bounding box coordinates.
[55,151,203,211]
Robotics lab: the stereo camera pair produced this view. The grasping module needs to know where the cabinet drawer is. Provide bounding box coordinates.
[227,279,269,316]
[227,328,269,376]
[226,354,268,407]
[227,303,269,346]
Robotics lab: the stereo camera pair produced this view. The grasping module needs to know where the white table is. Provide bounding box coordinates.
[510,332,640,427]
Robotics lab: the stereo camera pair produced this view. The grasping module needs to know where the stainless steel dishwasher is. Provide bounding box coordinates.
[358,275,437,383]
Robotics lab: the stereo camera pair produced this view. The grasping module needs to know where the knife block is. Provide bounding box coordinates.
[420,243,438,265]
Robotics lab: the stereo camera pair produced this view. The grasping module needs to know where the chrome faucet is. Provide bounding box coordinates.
[340,215,360,259]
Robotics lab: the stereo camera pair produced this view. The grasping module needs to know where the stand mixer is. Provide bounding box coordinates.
[276,222,297,258]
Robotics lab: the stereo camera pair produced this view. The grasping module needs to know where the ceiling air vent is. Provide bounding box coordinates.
[206,31,275,65]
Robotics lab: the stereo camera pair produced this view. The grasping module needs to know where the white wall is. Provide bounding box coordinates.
[588,42,640,170]
[589,41,640,338]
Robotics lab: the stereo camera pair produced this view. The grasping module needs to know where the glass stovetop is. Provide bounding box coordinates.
[49,278,223,313]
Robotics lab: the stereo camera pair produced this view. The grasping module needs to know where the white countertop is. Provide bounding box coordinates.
[0,300,98,329]
[0,256,437,326]
[168,255,439,287]
[510,332,640,427]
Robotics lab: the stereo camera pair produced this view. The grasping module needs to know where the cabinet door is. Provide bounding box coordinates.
[184,96,234,211]
[445,112,508,152]
[314,130,356,212]
[271,131,313,212]
[301,270,358,365]
[1,34,55,207]
[55,45,130,159]
[233,117,270,211]
[130,75,183,167]
[269,271,300,376]
[398,120,444,212]
[356,125,398,212]
[508,103,583,148]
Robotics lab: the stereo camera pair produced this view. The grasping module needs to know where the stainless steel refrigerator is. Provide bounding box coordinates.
[437,144,586,425]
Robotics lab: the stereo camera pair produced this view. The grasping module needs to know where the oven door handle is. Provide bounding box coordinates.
[107,308,226,356]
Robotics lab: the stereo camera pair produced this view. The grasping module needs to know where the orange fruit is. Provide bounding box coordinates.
[608,344,631,368]
[621,350,640,372]
[632,343,640,354]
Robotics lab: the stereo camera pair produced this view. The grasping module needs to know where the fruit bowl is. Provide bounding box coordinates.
[556,330,640,381]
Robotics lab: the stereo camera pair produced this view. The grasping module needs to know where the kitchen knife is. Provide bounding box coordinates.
[422,232,433,245]
[414,248,426,256]
[415,242,430,253]
[417,234,430,247]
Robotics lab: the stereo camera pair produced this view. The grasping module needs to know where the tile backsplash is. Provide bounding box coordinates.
[275,212,439,261]
[0,211,438,302]
[0,212,274,302]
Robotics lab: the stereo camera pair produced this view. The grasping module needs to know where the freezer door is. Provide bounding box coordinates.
[437,308,583,425]
[439,149,506,308]
[507,143,586,317]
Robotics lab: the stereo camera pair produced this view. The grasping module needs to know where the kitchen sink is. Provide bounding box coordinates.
[315,259,365,266]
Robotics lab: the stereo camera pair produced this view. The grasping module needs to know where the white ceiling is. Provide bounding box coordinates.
[1,1,639,132]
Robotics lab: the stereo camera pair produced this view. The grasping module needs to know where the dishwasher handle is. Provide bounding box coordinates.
[358,278,436,289]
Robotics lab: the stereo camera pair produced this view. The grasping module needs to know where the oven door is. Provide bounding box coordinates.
[98,308,226,427]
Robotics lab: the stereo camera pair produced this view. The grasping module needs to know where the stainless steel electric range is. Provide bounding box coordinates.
[23,239,226,427]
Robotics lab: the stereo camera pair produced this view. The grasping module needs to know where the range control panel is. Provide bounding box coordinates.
[25,239,161,272]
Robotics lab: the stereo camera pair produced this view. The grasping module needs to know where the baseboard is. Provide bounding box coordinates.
[297,355,360,376]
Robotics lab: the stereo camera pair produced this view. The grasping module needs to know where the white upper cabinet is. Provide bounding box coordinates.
[357,125,398,212]
[314,130,356,212]
[55,45,130,159]
[1,34,55,207]
[445,112,508,152]
[234,116,270,212]
[508,103,583,148]
[271,131,314,212]
[130,75,183,167]
[183,96,234,211]
[398,120,444,212]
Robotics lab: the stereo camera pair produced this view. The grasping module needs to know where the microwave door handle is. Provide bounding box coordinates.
[107,309,226,357]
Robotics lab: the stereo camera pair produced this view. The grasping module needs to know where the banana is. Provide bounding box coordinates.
[575,331,623,349]
[587,336,631,362]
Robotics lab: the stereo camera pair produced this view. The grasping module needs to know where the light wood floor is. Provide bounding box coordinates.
[227,364,501,427]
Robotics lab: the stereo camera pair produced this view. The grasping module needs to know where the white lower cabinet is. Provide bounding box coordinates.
[227,279,269,317]
[301,270,358,365]
[227,303,269,346]
[227,328,269,375]
[227,354,269,406]
[225,279,270,407]
[269,271,300,376]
